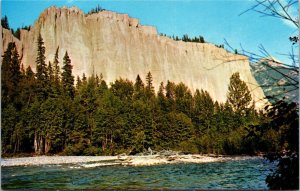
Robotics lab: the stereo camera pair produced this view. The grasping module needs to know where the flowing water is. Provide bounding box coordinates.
[2,158,276,190]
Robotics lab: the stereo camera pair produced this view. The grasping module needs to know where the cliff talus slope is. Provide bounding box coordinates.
[2,6,267,108]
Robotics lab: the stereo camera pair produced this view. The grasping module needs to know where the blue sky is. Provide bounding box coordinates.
[1,0,298,65]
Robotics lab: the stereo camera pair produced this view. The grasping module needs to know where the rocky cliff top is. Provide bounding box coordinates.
[1,6,267,109]
[37,6,157,36]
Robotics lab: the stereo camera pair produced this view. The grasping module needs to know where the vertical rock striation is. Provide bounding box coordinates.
[1,6,267,108]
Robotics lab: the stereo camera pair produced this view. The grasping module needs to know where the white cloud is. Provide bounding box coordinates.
[282,18,298,29]
[280,0,298,29]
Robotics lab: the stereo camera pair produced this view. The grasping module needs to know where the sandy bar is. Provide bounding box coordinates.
[1,156,118,167]
[1,155,261,167]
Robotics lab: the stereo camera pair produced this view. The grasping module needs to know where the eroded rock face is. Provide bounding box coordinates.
[1,6,267,108]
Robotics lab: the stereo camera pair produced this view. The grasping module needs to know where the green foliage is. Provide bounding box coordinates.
[1,30,297,189]
[157,82,167,111]
[134,75,145,100]
[165,80,176,112]
[1,42,289,161]
[87,5,105,14]
[52,47,61,96]
[193,89,214,131]
[10,25,31,39]
[111,78,134,101]
[174,83,193,116]
[62,51,75,98]
[173,34,205,43]
[1,15,10,29]
[36,34,47,82]
[2,42,17,108]
[20,66,36,107]
[263,101,299,190]
[145,72,155,99]
[159,33,205,43]
[227,72,252,115]
[1,104,18,153]
[35,33,49,100]
[167,112,194,147]
[39,98,65,153]
[216,44,224,48]
[13,29,21,39]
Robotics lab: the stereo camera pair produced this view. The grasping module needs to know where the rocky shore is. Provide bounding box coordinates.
[1,154,260,167]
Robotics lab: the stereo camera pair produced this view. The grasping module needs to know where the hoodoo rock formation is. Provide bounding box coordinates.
[2,6,267,108]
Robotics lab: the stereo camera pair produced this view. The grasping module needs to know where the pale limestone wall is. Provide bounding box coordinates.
[1,6,267,108]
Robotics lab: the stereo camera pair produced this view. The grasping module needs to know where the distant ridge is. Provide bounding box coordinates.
[251,58,299,103]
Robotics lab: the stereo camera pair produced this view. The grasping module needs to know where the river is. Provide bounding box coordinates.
[2,157,276,190]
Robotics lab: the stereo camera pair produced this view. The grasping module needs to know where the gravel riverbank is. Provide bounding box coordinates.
[1,155,260,167]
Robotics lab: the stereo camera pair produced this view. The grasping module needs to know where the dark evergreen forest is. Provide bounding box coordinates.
[2,4,299,187]
[1,34,296,159]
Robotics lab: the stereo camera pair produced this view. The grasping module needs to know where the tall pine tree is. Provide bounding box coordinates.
[166,80,176,112]
[62,51,75,98]
[21,66,36,106]
[1,42,22,108]
[1,15,10,29]
[157,82,167,111]
[1,42,15,107]
[227,72,252,115]
[145,71,155,99]
[35,33,48,100]
[53,46,61,95]
[134,74,145,100]
[10,45,22,109]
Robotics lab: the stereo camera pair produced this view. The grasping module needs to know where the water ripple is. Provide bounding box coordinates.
[2,158,276,190]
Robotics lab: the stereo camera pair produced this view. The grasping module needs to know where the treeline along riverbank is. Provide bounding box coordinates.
[0,34,290,157]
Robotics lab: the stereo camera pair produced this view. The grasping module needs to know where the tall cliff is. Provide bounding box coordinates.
[2,6,267,108]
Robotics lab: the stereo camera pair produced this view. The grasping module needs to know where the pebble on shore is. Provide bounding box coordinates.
[1,155,259,167]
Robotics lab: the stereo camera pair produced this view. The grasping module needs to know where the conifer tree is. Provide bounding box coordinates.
[53,47,60,83]
[51,47,61,96]
[226,72,252,115]
[48,61,56,97]
[61,51,75,98]
[174,82,193,116]
[135,74,144,91]
[35,33,48,100]
[193,89,214,131]
[134,74,145,100]
[11,48,22,87]
[48,62,54,83]
[199,36,205,43]
[145,71,155,98]
[82,73,87,85]
[1,43,22,108]
[166,80,176,111]
[99,79,108,95]
[95,74,100,87]
[13,28,21,40]
[1,15,10,29]
[111,78,134,101]
[20,63,25,77]
[10,46,22,108]
[157,82,167,111]
[76,76,82,89]
[22,66,36,106]
[36,34,47,82]
[25,66,35,79]
[1,42,15,107]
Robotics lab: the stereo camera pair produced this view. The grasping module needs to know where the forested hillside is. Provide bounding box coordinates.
[251,59,299,103]
[1,35,287,156]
